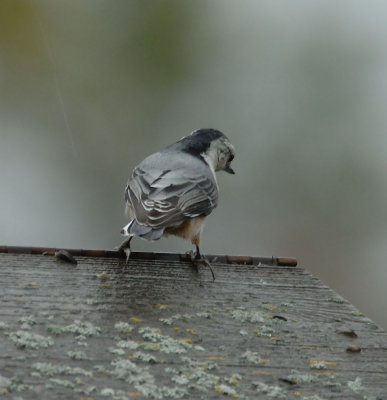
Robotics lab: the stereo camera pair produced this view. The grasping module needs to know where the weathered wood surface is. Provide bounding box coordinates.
[0,250,386,399]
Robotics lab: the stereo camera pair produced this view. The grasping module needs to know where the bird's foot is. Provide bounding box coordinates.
[124,248,131,264]
[192,254,216,281]
[186,250,196,262]
[116,237,133,264]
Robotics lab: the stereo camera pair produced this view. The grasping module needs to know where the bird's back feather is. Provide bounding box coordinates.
[124,150,218,238]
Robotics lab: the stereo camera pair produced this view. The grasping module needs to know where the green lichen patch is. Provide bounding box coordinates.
[62,320,101,336]
[321,376,341,388]
[231,309,266,323]
[114,321,135,334]
[0,375,12,390]
[75,334,88,347]
[252,381,286,398]
[100,387,115,396]
[0,374,25,394]
[138,327,193,354]
[18,315,37,330]
[171,374,189,385]
[330,296,345,304]
[116,339,139,350]
[159,314,193,325]
[48,378,75,388]
[241,350,266,365]
[286,370,318,384]
[133,351,157,364]
[182,357,218,371]
[256,302,278,311]
[214,383,237,395]
[67,350,89,360]
[47,320,101,336]
[140,384,188,399]
[73,384,96,395]
[347,377,364,393]
[309,361,327,370]
[165,357,220,393]
[32,362,92,377]
[196,312,211,319]
[140,342,161,351]
[109,347,125,355]
[7,330,53,349]
[347,377,375,400]
[46,325,65,335]
[0,322,10,331]
[160,386,188,399]
[110,358,152,384]
[254,325,275,337]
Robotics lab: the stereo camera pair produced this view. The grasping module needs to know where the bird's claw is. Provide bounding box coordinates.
[117,237,133,264]
[186,250,196,262]
[124,248,131,264]
[192,255,216,281]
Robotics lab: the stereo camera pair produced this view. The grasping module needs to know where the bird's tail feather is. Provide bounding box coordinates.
[121,220,164,241]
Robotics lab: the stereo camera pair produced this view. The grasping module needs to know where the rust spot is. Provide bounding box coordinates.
[277,257,297,266]
[153,304,170,309]
[99,272,110,281]
[26,282,40,287]
[252,370,274,376]
[310,359,337,367]
[301,345,320,350]
[227,255,253,264]
[346,345,361,353]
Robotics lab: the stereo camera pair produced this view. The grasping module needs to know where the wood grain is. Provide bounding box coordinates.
[0,251,386,399]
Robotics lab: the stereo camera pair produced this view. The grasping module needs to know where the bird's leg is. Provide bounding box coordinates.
[195,245,202,260]
[193,244,215,281]
[117,236,133,264]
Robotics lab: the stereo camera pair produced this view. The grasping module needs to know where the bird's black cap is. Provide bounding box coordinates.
[169,128,229,157]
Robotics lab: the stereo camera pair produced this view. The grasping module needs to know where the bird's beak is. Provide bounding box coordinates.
[225,165,235,174]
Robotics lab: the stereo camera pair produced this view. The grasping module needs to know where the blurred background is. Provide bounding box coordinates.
[1,0,387,328]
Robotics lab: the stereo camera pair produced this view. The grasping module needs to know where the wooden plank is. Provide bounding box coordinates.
[0,245,298,267]
[0,252,386,399]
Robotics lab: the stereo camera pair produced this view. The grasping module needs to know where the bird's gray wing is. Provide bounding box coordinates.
[125,157,218,229]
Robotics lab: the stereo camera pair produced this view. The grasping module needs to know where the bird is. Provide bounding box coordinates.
[119,128,235,279]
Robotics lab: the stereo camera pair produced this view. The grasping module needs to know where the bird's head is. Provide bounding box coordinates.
[180,128,235,174]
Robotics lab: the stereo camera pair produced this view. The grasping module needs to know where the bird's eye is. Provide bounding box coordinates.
[228,154,234,162]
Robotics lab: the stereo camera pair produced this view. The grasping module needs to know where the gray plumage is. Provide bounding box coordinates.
[121,128,235,242]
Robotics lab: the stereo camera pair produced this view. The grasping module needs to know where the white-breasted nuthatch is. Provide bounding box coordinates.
[119,128,235,278]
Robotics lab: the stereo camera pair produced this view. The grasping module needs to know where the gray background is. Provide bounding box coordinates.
[1,1,387,329]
